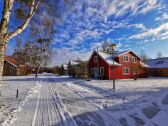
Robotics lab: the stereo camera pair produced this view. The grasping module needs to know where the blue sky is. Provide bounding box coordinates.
[1,0,168,66]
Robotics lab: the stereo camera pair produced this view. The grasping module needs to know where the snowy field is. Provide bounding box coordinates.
[0,73,168,126]
[0,75,39,125]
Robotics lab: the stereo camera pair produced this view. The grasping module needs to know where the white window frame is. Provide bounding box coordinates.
[133,68,139,74]
[94,56,98,63]
[100,67,104,75]
[132,57,137,63]
[123,67,130,75]
[123,55,129,62]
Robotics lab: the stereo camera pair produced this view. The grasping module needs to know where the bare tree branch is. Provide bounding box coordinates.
[8,0,40,40]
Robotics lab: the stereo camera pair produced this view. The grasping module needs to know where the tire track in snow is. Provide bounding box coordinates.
[31,90,40,126]
[64,84,122,126]
[51,81,121,126]
[11,76,77,126]
[49,87,78,126]
[65,82,160,126]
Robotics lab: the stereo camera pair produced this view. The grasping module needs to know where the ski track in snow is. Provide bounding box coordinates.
[10,76,77,126]
[64,83,121,126]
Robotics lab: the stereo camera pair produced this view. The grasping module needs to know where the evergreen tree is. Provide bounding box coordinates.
[58,65,64,75]
[68,61,76,78]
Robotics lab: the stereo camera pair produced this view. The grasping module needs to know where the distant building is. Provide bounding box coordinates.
[145,57,168,77]
[63,64,68,75]
[66,60,88,78]
[3,56,31,76]
[88,50,148,80]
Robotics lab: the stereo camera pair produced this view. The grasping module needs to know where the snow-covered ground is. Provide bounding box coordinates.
[0,73,168,126]
[0,75,39,125]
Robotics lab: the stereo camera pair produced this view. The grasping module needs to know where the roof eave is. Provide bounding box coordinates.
[5,60,19,67]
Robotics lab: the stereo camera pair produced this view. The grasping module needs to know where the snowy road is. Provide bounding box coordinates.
[2,74,168,126]
[9,75,118,126]
[11,76,78,126]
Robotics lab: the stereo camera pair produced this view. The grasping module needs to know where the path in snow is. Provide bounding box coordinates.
[10,74,120,126]
[49,77,121,126]
[10,76,77,126]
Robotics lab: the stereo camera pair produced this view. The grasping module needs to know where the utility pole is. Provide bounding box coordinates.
[109,44,116,90]
[97,46,99,79]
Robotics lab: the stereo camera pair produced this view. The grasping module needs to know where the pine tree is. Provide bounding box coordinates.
[58,65,64,75]
[68,61,76,78]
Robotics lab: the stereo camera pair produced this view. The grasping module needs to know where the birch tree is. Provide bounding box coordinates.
[0,0,75,96]
[0,0,40,80]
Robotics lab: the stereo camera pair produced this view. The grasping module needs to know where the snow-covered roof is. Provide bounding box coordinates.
[98,51,121,66]
[114,50,130,56]
[4,56,20,67]
[140,61,149,68]
[70,60,80,65]
[145,57,168,68]
[114,50,142,59]
[63,64,68,69]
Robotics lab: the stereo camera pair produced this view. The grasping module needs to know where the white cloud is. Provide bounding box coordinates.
[129,23,168,39]
[58,0,161,47]
[51,0,163,64]
[156,31,168,40]
[105,0,160,18]
[50,48,91,66]
[69,29,100,45]
[137,0,159,14]
[155,13,168,21]
[128,24,147,30]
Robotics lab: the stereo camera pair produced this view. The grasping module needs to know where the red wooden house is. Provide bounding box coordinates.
[3,56,32,76]
[88,50,148,79]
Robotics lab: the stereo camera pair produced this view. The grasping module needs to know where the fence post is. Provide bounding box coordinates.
[16,89,19,98]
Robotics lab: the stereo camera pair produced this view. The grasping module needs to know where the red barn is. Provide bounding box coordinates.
[88,50,148,79]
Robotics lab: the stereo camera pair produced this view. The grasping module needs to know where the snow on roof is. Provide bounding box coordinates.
[140,61,149,68]
[4,56,20,67]
[115,50,142,59]
[63,64,68,69]
[145,57,168,68]
[70,60,80,65]
[114,50,130,56]
[98,51,121,66]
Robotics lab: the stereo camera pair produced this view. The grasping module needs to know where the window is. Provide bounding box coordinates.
[123,67,130,74]
[94,56,98,63]
[123,55,129,62]
[133,68,139,74]
[132,57,137,63]
[100,67,104,75]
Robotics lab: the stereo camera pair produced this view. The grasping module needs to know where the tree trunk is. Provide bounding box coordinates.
[35,68,38,77]
[0,45,5,78]
[35,71,38,77]
[0,41,7,96]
